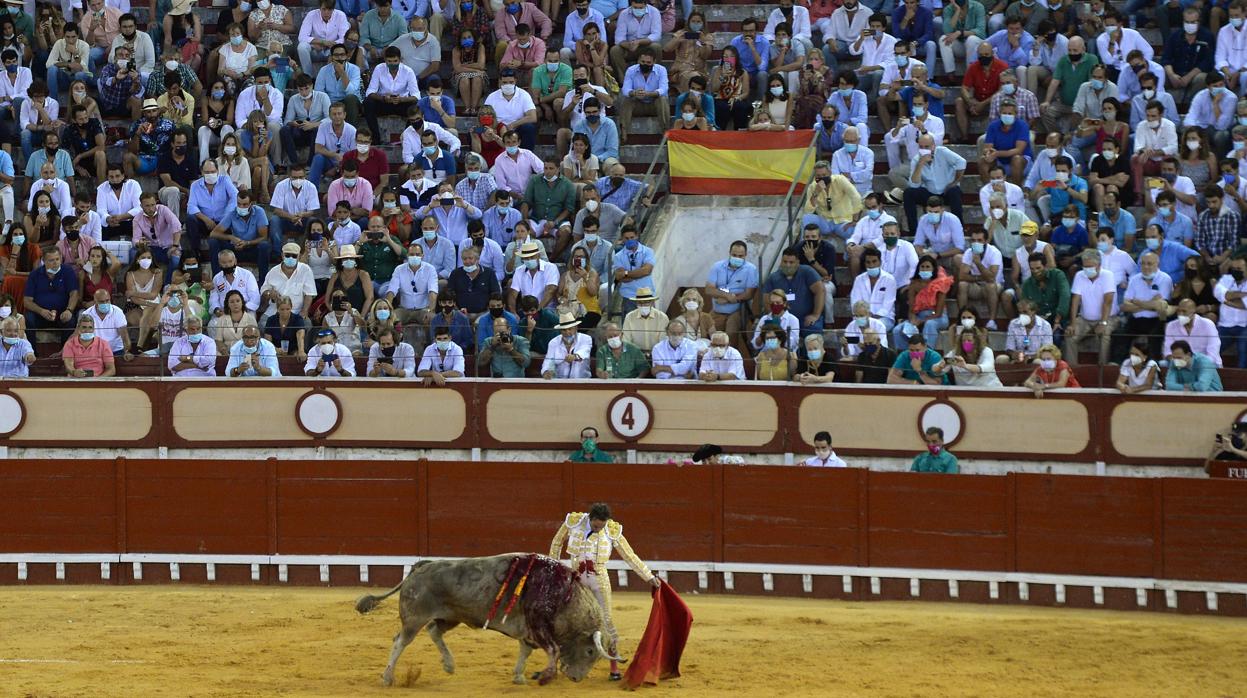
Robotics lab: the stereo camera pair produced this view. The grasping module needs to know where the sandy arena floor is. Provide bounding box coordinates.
[0,586,1243,697]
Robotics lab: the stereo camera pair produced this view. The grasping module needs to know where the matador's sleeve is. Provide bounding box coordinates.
[607,521,654,582]
[548,512,582,559]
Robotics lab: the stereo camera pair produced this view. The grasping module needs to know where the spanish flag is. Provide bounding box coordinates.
[666,130,817,196]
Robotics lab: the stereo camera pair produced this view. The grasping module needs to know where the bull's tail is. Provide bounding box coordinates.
[355,561,432,614]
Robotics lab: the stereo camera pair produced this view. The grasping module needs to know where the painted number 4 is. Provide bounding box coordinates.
[607,395,652,441]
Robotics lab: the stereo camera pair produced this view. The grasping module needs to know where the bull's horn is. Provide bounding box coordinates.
[592,631,626,662]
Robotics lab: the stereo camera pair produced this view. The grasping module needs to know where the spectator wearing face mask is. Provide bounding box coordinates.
[696,330,745,382]
[887,334,947,385]
[305,326,356,376]
[751,290,800,352]
[226,326,281,377]
[804,430,847,467]
[1165,339,1223,391]
[794,333,836,384]
[620,287,666,353]
[1163,298,1222,365]
[568,425,613,462]
[1214,257,1247,367]
[1000,299,1053,365]
[911,427,958,473]
[1115,338,1161,394]
[417,324,466,385]
[1023,343,1080,397]
[429,290,474,352]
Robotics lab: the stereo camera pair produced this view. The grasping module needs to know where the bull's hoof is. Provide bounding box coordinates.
[513,674,527,685]
[442,657,455,674]
[537,671,556,686]
[381,670,394,687]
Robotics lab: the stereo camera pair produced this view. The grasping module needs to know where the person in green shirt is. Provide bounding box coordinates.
[887,334,949,385]
[1039,35,1098,134]
[1020,252,1071,332]
[569,426,614,463]
[595,321,651,379]
[532,47,573,123]
[359,217,405,290]
[477,315,532,377]
[910,426,960,473]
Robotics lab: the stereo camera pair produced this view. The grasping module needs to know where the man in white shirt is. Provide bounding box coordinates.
[1163,298,1222,366]
[979,164,1024,217]
[304,327,356,377]
[1131,104,1177,198]
[827,0,871,67]
[750,290,801,351]
[1112,251,1173,362]
[1143,157,1197,222]
[209,249,261,315]
[367,327,417,378]
[87,288,132,358]
[842,300,891,357]
[260,242,317,322]
[508,241,559,310]
[1216,3,1247,93]
[1213,257,1247,368]
[484,68,539,150]
[233,69,284,165]
[882,91,945,189]
[649,319,697,380]
[845,194,895,276]
[28,161,73,218]
[957,229,1004,329]
[364,46,421,144]
[417,325,465,385]
[297,0,350,76]
[108,13,156,81]
[1064,248,1118,365]
[95,163,142,240]
[267,163,320,249]
[850,247,897,332]
[803,430,848,467]
[878,220,919,292]
[559,64,612,131]
[847,14,895,100]
[697,330,746,381]
[541,313,593,379]
[386,241,439,350]
[400,104,459,163]
[1095,230,1137,293]
[1095,13,1152,73]
[830,127,874,196]
[764,0,813,54]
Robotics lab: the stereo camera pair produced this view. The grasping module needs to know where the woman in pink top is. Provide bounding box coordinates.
[62,314,116,378]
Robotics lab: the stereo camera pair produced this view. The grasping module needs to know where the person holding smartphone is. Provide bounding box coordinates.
[62,313,116,378]
[366,326,415,377]
[304,326,356,376]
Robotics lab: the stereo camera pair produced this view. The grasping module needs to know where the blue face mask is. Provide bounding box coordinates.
[463,263,479,273]
[1146,238,1160,250]
[971,242,985,254]
[925,212,941,225]
[624,239,639,250]
[894,56,908,67]
[912,106,925,117]
[2,336,18,346]
[461,37,475,49]
[242,344,259,354]
[168,296,182,309]
[97,302,112,314]
[79,332,95,341]
[763,338,780,351]
[376,309,391,321]
[236,206,250,217]
[631,7,647,17]
[1090,79,1104,90]
[727,256,744,269]
[867,209,881,220]
[505,145,519,155]
[866,267,880,278]
[283,256,297,268]
[436,340,452,351]
[918,270,933,280]
[188,333,204,343]
[408,255,422,267]
[1096,241,1110,252]
[1000,114,1015,126]
[1157,206,1171,217]
[855,317,869,327]
[838,87,853,98]
[845,143,858,153]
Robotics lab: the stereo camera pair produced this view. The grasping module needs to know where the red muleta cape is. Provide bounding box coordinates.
[622,582,692,689]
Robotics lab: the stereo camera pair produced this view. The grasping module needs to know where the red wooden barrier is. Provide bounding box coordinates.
[2,461,1246,586]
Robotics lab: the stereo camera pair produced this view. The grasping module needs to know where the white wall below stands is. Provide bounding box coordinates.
[0,446,1204,478]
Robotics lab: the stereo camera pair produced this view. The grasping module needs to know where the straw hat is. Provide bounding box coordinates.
[554,312,582,330]
[141,98,161,111]
[335,244,361,259]
[519,241,542,258]
[633,287,659,303]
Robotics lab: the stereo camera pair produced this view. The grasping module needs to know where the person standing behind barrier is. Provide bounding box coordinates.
[910,426,959,473]
[569,425,612,463]
[804,430,847,467]
[705,241,758,356]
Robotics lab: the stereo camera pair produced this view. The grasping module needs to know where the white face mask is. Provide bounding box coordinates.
[165,60,178,71]
[606,336,622,349]
[991,208,1004,220]
[960,318,974,329]
[1017,314,1031,327]
[638,306,652,317]
[1177,314,1192,325]
[1186,139,1201,150]
[684,300,699,311]
[138,258,152,269]
[710,345,726,359]
[357,144,370,155]
[1129,354,1143,366]
[223,145,237,156]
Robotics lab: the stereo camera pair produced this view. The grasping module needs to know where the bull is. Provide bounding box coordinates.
[354,553,624,686]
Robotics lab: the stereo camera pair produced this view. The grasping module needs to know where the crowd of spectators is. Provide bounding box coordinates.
[0,0,1241,393]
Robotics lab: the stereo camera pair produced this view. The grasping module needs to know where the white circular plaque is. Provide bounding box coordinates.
[296,393,340,436]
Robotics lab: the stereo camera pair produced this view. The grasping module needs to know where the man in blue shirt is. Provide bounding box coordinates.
[208,190,273,278]
[611,225,655,315]
[901,133,966,233]
[979,99,1031,183]
[892,0,936,77]
[596,163,644,211]
[185,160,239,265]
[729,17,770,100]
[474,294,520,350]
[1165,340,1223,392]
[1097,191,1138,251]
[617,47,668,145]
[430,293,475,351]
[570,98,620,163]
[225,327,282,377]
[705,240,759,354]
[1140,225,1200,279]
[1042,156,1088,222]
[763,250,826,335]
[23,247,79,345]
[314,43,363,125]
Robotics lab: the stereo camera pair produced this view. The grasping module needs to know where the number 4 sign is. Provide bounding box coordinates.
[606,394,653,441]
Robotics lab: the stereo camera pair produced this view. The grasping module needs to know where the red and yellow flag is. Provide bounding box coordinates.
[666,130,816,195]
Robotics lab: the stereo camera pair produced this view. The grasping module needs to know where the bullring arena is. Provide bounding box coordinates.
[1,380,1246,695]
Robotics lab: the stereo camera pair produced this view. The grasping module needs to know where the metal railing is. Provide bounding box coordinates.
[606,131,671,319]
[758,132,821,290]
